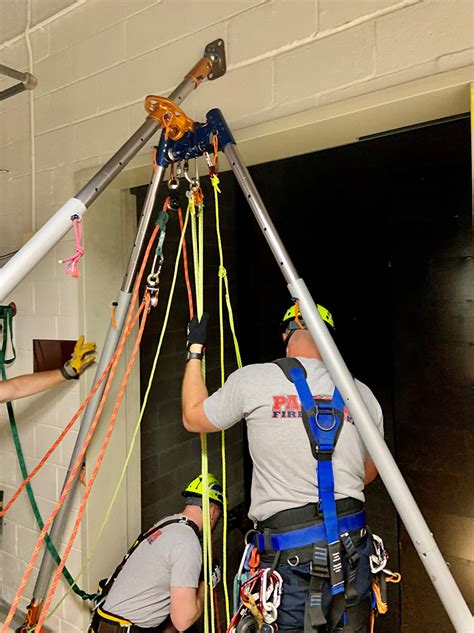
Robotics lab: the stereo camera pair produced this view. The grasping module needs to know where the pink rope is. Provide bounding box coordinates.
[59,216,84,277]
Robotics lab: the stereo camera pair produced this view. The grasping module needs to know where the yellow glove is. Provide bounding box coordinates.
[61,336,97,380]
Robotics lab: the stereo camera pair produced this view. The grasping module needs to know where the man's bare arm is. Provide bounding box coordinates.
[170,583,205,631]
[363,458,378,485]
[0,370,64,404]
[0,336,97,405]
[182,346,219,433]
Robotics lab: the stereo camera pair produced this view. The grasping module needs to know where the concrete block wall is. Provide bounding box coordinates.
[0,0,473,630]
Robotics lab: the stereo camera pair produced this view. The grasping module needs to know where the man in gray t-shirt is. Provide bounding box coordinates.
[181,304,383,632]
[89,474,222,633]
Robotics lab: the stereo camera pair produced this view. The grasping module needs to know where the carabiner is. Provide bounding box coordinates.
[184,158,200,191]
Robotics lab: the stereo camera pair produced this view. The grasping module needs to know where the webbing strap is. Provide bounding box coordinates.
[99,517,199,603]
[254,511,366,551]
[286,365,345,595]
[0,305,96,600]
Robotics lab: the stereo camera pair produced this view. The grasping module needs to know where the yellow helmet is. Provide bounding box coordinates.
[281,302,335,330]
[182,473,224,507]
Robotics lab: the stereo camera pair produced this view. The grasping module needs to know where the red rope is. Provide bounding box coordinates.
[1,225,159,633]
[178,205,194,319]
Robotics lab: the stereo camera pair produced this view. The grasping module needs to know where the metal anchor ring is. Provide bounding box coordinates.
[315,409,337,432]
[287,555,300,567]
[147,272,160,287]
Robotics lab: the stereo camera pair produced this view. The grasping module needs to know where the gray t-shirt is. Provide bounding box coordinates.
[204,358,383,522]
[102,514,202,628]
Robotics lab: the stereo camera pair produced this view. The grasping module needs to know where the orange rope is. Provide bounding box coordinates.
[213,133,219,166]
[0,319,138,518]
[36,292,151,630]
[178,205,194,319]
[1,226,159,633]
[294,300,304,330]
[0,303,144,633]
[111,302,118,330]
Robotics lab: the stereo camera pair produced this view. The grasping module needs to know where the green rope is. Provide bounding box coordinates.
[0,305,96,601]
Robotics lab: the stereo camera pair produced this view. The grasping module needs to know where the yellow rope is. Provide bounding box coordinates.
[46,207,192,620]
[189,189,215,633]
[211,173,242,626]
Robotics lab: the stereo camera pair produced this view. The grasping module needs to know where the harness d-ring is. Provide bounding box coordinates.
[244,529,260,546]
[287,555,300,567]
[315,408,337,432]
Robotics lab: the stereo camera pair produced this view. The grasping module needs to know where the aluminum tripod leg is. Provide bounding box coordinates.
[28,163,166,616]
[11,160,164,632]
[0,38,226,302]
[224,142,474,633]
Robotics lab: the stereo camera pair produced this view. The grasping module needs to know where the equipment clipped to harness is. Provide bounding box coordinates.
[229,547,282,633]
[261,358,401,632]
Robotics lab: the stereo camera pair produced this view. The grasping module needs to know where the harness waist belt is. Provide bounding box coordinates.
[96,606,133,627]
[255,510,366,552]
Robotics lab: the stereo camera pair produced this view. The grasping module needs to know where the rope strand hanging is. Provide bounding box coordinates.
[2,225,160,633]
[45,200,193,624]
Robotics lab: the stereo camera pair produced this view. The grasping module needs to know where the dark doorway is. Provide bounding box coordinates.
[234,115,472,633]
[135,115,472,632]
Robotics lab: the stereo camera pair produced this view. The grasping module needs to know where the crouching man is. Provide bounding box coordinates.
[89,474,223,633]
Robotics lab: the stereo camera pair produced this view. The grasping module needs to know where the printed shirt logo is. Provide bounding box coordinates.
[272,394,353,424]
[147,529,162,544]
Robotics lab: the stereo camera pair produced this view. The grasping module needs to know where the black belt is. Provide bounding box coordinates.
[257,498,364,531]
[256,498,365,563]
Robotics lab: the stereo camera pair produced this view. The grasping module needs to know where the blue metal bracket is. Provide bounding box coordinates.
[156,108,236,168]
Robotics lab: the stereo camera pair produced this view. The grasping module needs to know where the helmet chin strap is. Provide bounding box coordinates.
[283,328,298,349]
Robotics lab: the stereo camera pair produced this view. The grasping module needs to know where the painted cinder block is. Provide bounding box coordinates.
[34,46,77,98]
[375,0,474,74]
[49,76,99,128]
[47,0,157,55]
[36,126,76,171]
[24,459,57,502]
[98,22,225,109]
[190,58,274,127]
[124,0,263,59]
[16,525,40,564]
[228,0,318,65]
[30,0,76,28]
[71,21,125,81]
[34,280,60,317]
[319,0,403,30]
[1,103,29,145]
[75,107,129,161]
[275,23,375,103]
[35,423,62,465]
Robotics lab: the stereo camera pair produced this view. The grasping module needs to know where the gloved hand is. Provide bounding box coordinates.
[186,313,209,349]
[211,560,221,589]
[62,336,96,380]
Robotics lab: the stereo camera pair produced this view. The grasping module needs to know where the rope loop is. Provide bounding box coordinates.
[210,173,221,193]
[59,215,84,278]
